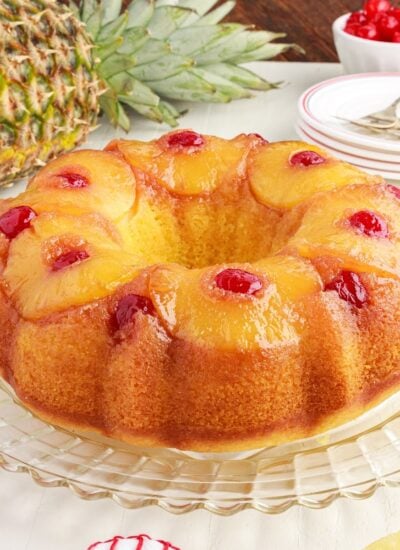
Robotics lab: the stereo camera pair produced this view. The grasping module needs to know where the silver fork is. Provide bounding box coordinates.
[363,95,400,123]
[336,95,400,131]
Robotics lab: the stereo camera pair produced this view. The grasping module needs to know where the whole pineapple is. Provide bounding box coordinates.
[0,0,299,186]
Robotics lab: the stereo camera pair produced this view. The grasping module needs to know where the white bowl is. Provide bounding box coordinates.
[333,13,400,73]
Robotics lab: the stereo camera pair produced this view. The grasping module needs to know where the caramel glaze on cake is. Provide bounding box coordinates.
[1,131,400,452]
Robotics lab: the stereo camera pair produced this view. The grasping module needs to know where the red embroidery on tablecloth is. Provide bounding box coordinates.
[87,534,180,550]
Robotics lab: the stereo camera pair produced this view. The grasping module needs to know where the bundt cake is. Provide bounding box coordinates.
[0,130,399,452]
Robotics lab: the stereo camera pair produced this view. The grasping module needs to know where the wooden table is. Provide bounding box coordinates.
[227,0,362,61]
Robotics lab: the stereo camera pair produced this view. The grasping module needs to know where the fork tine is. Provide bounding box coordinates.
[335,115,397,129]
[360,95,400,122]
[336,96,400,137]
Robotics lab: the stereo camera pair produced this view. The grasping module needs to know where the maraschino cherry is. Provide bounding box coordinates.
[348,210,389,238]
[344,0,400,42]
[387,184,400,200]
[325,271,368,308]
[248,133,269,143]
[58,172,90,189]
[52,249,89,271]
[0,206,37,239]
[290,151,326,167]
[215,269,263,295]
[112,294,155,331]
[166,131,205,150]
[365,0,391,18]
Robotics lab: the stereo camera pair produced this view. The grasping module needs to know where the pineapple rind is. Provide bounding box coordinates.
[0,129,83,185]
[0,0,101,186]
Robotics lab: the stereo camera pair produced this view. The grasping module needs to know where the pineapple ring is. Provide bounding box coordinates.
[149,256,322,352]
[248,141,382,210]
[26,150,136,221]
[3,212,143,320]
[280,184,400,280]
[0,135,395,326]
[106,132,256,196]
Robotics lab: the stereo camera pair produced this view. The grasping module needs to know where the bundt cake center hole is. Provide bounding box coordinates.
[142,231,276,269]
[128,199,278,269]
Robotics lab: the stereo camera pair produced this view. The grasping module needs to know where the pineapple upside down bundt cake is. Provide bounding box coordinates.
[0,130,399,452]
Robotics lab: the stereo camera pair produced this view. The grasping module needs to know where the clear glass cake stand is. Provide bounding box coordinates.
[1,378,400,515]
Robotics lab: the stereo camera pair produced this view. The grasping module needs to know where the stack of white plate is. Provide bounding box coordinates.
[297,74,400,182]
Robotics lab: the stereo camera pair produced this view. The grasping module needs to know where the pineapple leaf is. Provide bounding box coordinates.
[154,0,218,11]
[126,0,155,28]
[99,92,131,130]
[157,100,183,126]
[154,0,221,26]
[194,29,288,65]
[109,74,160,106]
[193,26,249,65]
[206,63,279,91]
[115,103,131,131]
[169,25,232,56]
[179,0,223,27]
[102,0,123,25]
[195,1,236,26]
[97,53,137,79]
[80,0,99,24]
[232,42,303,63]
[133,38,170,65]
[191,67,251,100]
[85,5,104,38]
[147,6,193,39]
[180,0,221,14]
[96,36,124,60]
[118,27,150,55]
[148,70,229,102]
[159,99,182,119]
[123,101,170,124]
[67,1,80,18]
[129,54,193,82]
[97,13,128,42]
[236,30,288,52]
[119,92,159,110]
[72,0,300,131]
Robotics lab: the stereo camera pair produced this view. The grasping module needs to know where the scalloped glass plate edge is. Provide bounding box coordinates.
[2,379,400,515]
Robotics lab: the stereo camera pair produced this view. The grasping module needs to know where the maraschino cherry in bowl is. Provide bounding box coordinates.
[333,0,400,73]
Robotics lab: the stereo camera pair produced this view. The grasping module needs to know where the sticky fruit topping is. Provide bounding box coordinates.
[348,210,389,238]
[248,133,269,143]
[289,151,326,167]
[325,271,368,308]
[112,294,155,331]
[0,206,37,239]
[215,268,263,295]
[52,249,89,272]
[57,172,90,189]
[166,131,205,150]
[387,184,400,199]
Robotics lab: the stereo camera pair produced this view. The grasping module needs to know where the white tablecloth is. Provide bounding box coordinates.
[2,61,399,550]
